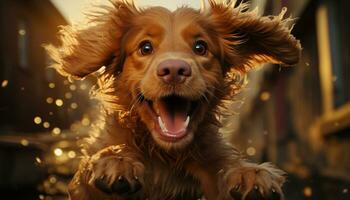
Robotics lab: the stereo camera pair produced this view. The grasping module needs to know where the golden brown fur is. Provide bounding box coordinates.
[45,0,301,199]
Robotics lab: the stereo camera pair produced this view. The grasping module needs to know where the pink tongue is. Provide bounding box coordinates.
[158,101,188,134]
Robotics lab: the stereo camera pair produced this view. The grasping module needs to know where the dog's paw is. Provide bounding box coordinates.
[219,163,285,200]
[88,145,145,198]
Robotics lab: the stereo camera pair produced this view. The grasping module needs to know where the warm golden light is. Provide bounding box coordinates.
[82,117,90,126]
[46,97,54,104]
[34,116,42,124]
[303,186,312,197]
[20,139,29,146]
[54,148,63,156]
[80,83,87,90]
[35,157,42,164]
[1,80,8,88]
[70,102,78,109]
[316,5,334,115]
[48,83,56,89]
[52,127,61,135]
[70,123,79,132]
[260,91,270,101]
[43,122,50,128]
[65,92,72,99]
[55,99,64,107]
[68,151,76,158]
[246,147,256,156]
[18,29,26,35]
[69,84,77,91]
[49,176,57,184]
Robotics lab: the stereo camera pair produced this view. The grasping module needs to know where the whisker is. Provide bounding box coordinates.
[128,88,144,113]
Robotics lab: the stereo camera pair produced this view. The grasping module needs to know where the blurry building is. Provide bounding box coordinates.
[231,0,350,199]
[0,0,90,134]
[0,1,90,199]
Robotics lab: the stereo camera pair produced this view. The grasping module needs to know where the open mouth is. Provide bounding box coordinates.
[143,95,199,142]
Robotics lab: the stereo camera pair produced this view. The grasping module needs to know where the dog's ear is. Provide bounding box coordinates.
[206,1,301,72]
[45,0,139,79]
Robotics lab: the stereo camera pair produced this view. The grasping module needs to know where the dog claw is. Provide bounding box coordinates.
[254,185,259,191]
[233,185,241,191]
[94,177,112,194]
[130,180,142,194]
[270,189,281,200]
[111,176,131,194]
[94,175,143,196]
[245,187,263,200]
[230,188,242,200]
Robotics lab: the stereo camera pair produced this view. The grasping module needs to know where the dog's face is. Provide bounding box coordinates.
[120,8,223,149]
[46,1,301,150]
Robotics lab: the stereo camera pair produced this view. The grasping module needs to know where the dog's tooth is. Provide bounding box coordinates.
[158,116,162,128]
[185,116,190,127]
[158,116,167,132]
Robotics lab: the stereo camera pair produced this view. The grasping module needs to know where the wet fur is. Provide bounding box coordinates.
[46,0,301,199]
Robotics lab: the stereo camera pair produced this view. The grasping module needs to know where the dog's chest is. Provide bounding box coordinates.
[143,161,202,199]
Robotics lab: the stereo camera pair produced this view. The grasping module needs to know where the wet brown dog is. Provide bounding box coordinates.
[46,0,301,199]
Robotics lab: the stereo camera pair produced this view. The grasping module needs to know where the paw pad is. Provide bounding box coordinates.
[94,175,142,196]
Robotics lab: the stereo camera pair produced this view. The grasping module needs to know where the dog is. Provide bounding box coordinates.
[45,0,301,199]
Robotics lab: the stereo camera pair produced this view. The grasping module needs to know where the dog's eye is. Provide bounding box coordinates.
[139,41,153,56]
[193,40,208,56]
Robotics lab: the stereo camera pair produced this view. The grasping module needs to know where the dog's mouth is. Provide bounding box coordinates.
[143,95,199,142]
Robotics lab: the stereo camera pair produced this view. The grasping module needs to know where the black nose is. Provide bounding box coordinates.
[157,59,191,84]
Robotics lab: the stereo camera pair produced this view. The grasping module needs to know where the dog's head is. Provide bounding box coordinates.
[46,0,301,150]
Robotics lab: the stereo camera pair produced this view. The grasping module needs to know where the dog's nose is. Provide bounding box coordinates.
[157,60,191,84]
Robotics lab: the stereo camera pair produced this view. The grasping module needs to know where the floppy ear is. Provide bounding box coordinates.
[207,0,301,72]
[45,0,139,79]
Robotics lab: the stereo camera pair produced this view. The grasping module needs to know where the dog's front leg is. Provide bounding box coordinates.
[187,162,220,200]
[217,162,286,200]
[68,145,145,200]
[188,142,285,200]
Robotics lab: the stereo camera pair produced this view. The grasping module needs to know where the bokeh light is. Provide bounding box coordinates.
[34,116,42,124]
[43,122,50,128]
[54,148,63,157]
[260,91,270,101]
[246,147,256,156]
[303,186,313,197]
[1,80,8,88]
[55,99,64,107]
[52,127,61,135]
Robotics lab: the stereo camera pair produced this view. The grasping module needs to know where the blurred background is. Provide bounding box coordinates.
[0,0,349,199]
